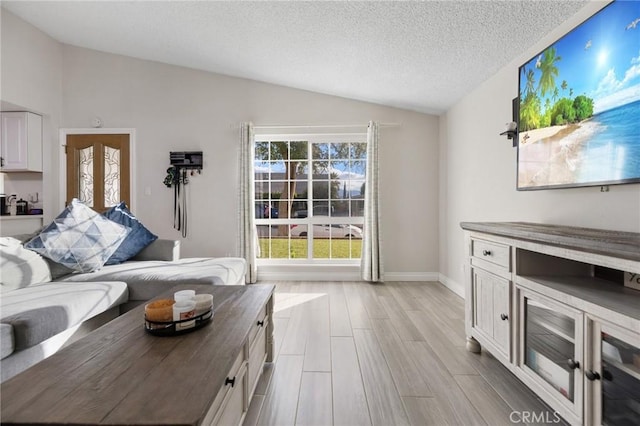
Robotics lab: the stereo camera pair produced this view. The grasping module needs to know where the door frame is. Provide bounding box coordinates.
[59,128,136,214]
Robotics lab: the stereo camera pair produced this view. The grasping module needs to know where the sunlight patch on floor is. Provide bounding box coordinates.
[274,292,327,313]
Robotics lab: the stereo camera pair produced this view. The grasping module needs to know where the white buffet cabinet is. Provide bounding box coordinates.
[461,222,640,426]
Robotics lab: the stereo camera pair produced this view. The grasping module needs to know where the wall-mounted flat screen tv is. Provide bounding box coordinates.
[517,0,640,190]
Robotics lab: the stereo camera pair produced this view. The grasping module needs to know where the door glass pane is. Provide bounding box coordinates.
[601,333,640,425]
[79,146,94,207]
[104,146,120,207]
[524,297,576,402]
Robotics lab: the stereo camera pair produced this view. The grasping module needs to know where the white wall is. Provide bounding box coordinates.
[1,7,440,278]
[0,9,62,222]
[57,45,439,277]
[439,1,640,294]
[5,3,638,286]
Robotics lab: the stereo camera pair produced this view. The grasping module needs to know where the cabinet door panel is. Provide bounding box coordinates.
[248,306,267,346]
[216,364,247,426]
[0,112,42,172]
[474,270,494,336]
[493,278,510,354]
[589,318,640,426]
[1,113,27,170]
[202,351,245,426]
[248,324,267,399]
[472,268,510,358]
[518,288,583,423]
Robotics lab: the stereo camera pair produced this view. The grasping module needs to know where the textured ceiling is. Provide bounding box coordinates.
[2,0,590,114]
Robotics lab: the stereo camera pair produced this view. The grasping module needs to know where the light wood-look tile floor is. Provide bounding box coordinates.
[244,281,564,426]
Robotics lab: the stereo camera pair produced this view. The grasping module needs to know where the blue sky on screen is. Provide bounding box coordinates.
[520,0,640,114]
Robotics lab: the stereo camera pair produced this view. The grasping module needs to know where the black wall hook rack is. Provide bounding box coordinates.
[170,151,203,170]
[164,151,203,238]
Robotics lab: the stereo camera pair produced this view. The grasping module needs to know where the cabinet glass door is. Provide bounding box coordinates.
[599,325,640,425]
[520,288,583,420]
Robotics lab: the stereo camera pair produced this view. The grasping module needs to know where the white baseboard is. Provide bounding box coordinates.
[257,266,441,283]
[384,272,440,282]
[258,264,361,281]
[258,270,362,281]
[257,268,465,300]
[438,273,465,298]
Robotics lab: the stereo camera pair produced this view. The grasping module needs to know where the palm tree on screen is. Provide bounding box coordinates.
[525,68,536,97]
[537,47,561,97]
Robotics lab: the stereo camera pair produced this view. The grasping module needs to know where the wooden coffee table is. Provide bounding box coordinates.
[1,284,274,425]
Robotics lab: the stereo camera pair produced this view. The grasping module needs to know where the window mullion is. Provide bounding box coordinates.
[307,140,313,260]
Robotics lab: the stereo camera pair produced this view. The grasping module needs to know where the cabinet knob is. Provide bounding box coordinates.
[257,320,265,327]
[482,250,492,256]
[585,370,601,381]
[500,313,508,321]
[225,376,236,387]
[567,359,580,370]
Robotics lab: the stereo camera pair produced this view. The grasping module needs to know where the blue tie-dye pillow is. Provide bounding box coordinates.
[24,199,129,273]
[103,201,157,265]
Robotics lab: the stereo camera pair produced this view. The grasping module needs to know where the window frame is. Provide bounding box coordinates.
[254,132,366,265]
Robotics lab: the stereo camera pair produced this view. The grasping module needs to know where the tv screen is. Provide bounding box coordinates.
[517,0,640,190]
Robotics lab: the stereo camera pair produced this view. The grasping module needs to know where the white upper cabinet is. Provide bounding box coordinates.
[0,112,43,172]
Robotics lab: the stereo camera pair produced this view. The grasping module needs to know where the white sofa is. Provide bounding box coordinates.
[0,237,246,382]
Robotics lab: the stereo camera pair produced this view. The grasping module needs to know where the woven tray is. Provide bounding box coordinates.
[144,309,213,336]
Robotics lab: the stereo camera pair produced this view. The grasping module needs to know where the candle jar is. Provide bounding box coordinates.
[174,289,196,303]
[145,299,175,329]
[194,294,213,316]
[173,300,196,331]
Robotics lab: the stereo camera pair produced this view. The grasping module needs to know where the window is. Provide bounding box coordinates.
[254,134,366,263]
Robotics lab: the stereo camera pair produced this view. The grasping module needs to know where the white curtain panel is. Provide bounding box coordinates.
[239,122,258,283]
[361,121,384,282]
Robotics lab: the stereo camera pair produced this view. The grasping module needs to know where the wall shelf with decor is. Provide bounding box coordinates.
[461,222,640,426]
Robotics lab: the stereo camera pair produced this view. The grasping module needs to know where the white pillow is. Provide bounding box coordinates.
[0,237,52,292]
[24,199,130,273]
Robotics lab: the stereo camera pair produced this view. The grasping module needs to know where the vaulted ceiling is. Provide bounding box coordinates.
[3,0,590,114]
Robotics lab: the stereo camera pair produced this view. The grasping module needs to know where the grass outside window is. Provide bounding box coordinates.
[259,237,362,259]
